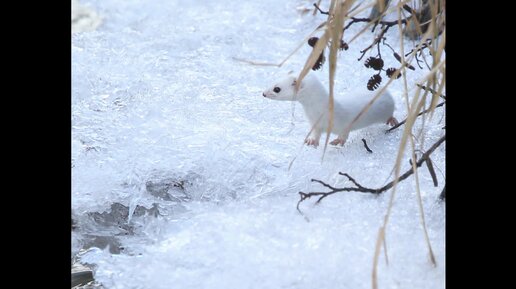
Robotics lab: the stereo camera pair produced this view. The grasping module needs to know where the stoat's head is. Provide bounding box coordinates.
[262,75,299,101]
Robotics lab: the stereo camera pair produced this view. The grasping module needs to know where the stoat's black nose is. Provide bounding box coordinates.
[262,93,266,97]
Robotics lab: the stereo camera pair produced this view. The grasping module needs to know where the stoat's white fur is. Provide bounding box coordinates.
[263,73,397,146]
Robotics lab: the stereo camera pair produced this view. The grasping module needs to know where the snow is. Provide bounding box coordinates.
[72,0,102,33]
[72,0,445,288]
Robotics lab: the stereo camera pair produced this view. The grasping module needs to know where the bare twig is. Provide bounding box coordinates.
[402,4,416,15]
[386,101,445,132]
[297,135,445,210]
[314,4,418,73]
[417,84,446,99]
[393,52,416,70]
[382,39,396,53]
[311,178,339,190]
[343,17,409,32]
[343,17,368,31]
[425,158,438,187]
[404,39,432,57]
[313,2,329,15]
[414,52,425,69]
[362,138,373,153]
[312,0,323,16]
[355,14,410,61]
[358,29,387,61]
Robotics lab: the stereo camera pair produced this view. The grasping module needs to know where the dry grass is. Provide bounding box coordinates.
[300,1,445,288]
[235,1,445,288]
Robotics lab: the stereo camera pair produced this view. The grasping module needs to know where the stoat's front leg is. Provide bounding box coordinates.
[305,128,322,147]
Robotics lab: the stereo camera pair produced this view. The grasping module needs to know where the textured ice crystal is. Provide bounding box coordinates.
[72,0,445,288]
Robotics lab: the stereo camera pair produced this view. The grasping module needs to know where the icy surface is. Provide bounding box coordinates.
[72,0,102,33]
[72,0,445,288]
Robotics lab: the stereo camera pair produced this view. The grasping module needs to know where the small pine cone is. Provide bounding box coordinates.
[364,57,384,70]
[312,52,325,70]
[367,74,382,91]
[308,37,319,47]
[386,68,401,79]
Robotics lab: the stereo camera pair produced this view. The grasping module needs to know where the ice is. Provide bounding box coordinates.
[72,0,445,288]
[72,0,102,33]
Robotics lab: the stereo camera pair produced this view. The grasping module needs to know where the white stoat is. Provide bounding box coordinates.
[263,73,398,147]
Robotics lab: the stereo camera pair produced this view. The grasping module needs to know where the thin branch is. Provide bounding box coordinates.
[382,39,396,53]
[358,28,388,61]
[362,139,373,153]
[414,52,425,69]
[344,17,409,32]
[439,184,445,201]
[402,4,416,15]
[356,14,409,61]
[405,39,432,57]
[296,193,312,221]
[386,101,445,132]
[339,173,371,191]
[312,0,323,16]
[311,178,339,190]
[393,52,416,70]
[417,84,446,99]
[313,2,329,15]
[297,136,445,210]
[344,17,370,31]
[425,158,438,187]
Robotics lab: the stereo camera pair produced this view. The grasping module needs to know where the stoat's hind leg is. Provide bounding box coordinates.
[386,116,399,126]
[330,132,349,146]
[305,129,322,147]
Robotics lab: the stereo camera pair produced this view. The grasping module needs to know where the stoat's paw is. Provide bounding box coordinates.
[386,116,399,126]
[305,138,319,147]
[330,138,346,146]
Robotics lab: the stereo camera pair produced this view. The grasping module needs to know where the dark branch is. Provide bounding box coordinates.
[313,3,329,15]
[358,28,388,61]
[405,39,432,57]
[386,102,445,132]
[382,39,396,53]
[402,4,416,15]
[417,84,446,100]
[343,17,370,31]
[439,185,446,201]
[425,158,438,187]
[339,12,414,67]
[362,139,373,153]
[338,173,374,191]
[414,52,425,69]
[344,17,409,33]
[297,136,446,210]
[356,16,409,61]
[311,179,339,190]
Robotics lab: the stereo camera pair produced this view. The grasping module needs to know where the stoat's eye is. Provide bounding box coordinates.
[273,87,281,93]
